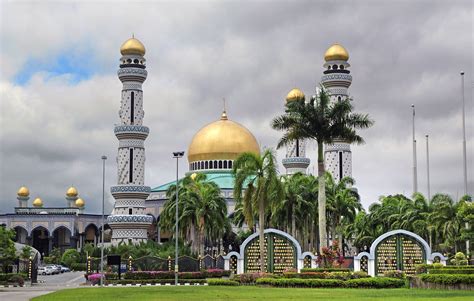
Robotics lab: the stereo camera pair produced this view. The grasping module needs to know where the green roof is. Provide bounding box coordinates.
[151,171,235,192]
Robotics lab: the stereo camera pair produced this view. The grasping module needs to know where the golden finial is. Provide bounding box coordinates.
[221,98,228,120]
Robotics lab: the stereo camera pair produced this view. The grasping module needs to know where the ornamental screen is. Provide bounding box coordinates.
[375,234,425,275]
[244,233,297,273]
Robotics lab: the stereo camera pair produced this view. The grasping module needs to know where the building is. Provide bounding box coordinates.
[0,186,107,257]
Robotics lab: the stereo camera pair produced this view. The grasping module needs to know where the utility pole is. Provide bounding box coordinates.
[412,104,418,195]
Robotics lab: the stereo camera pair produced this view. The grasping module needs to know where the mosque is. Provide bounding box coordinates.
[0,37,354,254]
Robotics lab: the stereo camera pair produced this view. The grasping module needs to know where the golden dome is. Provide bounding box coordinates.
[66,186,78,198]
[324,43,349,61]
[17,186,29,197]
[286,88,305,102]
[75,198,85,208]
[32,197,43,207]
[120,37,146,56]
[188,111,260,162]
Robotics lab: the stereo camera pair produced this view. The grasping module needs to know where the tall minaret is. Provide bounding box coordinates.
[107,37,152,245]
[282,88,311,175]
[321,43,352,182]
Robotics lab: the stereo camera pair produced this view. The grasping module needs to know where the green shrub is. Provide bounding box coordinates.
[282,272,327,279]
[415,264,433,274]
[107,279,206,285]
[237,273,277,284]
[124,271,206,280]
[432,263,444,269]
[419,274,474,285]
[207,279,239,286]
[61,249,80,267]
[429,269,474,275]
[352,271,370,279]
[0,273,27,282]
[7,274,25,287]
[383,270,405,279]
[451,252,469,266]
[300,268,350,273]
[203,269,231,278]
[70,263,87,271]
[328,272,353,280]
[256,278,345,288]
[346,277,405,288]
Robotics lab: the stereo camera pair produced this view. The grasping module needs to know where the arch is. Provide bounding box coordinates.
[240,228,302,260]
[219,160,223,169]
[52,226,72,253]
[205,161,209,169]
[52,223,73,235]
[223,161,228,169]
[214,160,218,169]
[31,226,50,256]
[429,252,447,262]
[369,229,431,260]
[13,226,28,244]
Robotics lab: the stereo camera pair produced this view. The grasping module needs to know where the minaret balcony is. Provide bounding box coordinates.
[107,214,153,224]
[110,185,151,200]
[117,67,147,83]
[114,125,149,140]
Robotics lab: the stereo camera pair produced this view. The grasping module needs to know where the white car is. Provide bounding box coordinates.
[38,266,54,275]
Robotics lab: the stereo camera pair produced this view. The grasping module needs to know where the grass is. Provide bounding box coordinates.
[33,286,474,301]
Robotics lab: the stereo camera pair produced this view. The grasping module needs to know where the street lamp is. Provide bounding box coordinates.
[425,135,430,201]
[100,155,107,287]
[460,71,467,196]
[173,151,185,286]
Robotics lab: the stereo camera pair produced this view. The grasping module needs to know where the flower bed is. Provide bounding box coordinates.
[300,268,350,273]
[204,269,231,278]
[236,273,278,284]
[282,271,369,280]
[107,279,207,285]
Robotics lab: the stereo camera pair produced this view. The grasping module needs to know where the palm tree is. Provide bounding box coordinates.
[233,149,284,272]
[325,173,362,253]
[430,193,462,253]
[272,88,373,251]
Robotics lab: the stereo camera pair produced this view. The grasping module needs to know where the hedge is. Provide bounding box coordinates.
[236,273,278,284]
[419,274,474,285]
[207,279,239,286]
[256,278,345,288]
[346,277,405,288]
[70,263,87,271]
[300,268,350,273]
[124,271,206,280]
[0,274,25,287]
[429,269,474,275]
[107,279,207,285]
[0,273,28,282]
[283,271,369,280]
[203,269,232,278]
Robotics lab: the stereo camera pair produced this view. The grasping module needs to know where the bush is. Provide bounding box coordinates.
[282,272,326,279]
[451,252,469,266]
[328,272,353,280]
[352,271,370,279]
[204,269,231,278]
[300,268,350,273]
[107,279,206,285]
[237,273,277,284]
[415,264,433,274]
[346,277,405,288]
[383,270,405,279]
[429,269,474,275]
[124,271,206,280]
[0,273,28,282]
[432,263,444,269]
[419,274,474,285]
[6,274,25,287]
[70,263,87,271]
[207,279,239,286]
[256,278,345,288]
[61,249,80,267]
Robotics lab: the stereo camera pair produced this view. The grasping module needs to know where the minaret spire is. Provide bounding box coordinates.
[108,36,152,245]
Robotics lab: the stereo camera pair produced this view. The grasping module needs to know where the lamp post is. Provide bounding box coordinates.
[460,71,467,196]
[425,135,431,201]
[173,151,185,286]
[412,104,418,195]
[100,155,107,287]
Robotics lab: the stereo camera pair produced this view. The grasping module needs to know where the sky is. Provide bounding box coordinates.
[0,0,472,215]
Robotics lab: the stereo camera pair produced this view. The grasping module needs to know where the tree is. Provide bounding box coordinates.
[0,227,17,273]
[20,245,32,261]
[233,149,283,272]
[272,88,373,251]
[61,249,80,267]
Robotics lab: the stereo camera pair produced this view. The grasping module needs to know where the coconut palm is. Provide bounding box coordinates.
[233,149,284,272]
[272,87,373,251]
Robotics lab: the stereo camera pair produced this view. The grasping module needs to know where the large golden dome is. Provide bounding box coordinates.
[32,197,43,207]
[66,186,78,198]
[120,37,146,56]
[17,186,30,197]
[286,88,305,102]
[188,111,260,162]
[324,43,349,61]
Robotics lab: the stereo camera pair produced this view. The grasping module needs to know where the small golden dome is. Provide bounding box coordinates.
[75,198,85,208]
[17,186,30,197]
[286,88,305,102]
[120,37,146,56]
[324,43,349,61]
[188,111,260,162]
[32,197,43,207]
[66,186,78,198]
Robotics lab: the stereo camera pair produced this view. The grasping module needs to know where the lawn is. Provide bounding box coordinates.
[33,286,474,301]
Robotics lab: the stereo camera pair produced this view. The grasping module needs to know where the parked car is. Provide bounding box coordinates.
[46,265,61,274]
[59,265,70,273]
[38,266,54,275]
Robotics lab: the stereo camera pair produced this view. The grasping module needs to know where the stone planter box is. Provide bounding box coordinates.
[410,276,474,290]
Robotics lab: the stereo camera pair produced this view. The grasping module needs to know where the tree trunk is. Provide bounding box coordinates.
[310,221,315,252]
[317,142,327,252]
[259,198,265,273]
[291,212,296,239]
[331,222,337,247]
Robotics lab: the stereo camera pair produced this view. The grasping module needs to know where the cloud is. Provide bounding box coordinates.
[0,0,472,215]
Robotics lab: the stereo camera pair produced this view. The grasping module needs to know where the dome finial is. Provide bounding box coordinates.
[221,98,228,120]
[324,43,349,61]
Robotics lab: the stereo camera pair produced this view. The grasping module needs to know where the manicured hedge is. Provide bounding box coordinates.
[203,269,232,278]
[107,279,207,285]
[429,269,474,275]
[124,271,206,280]
[256,278,345,288]
[237,273,278,284]
[419,274,474,285]
[207,279,239,286]
[0,273,27,282]
[346,277,405,288]
[300,268,350,273]
[0,274,25,286]
[283,271,369,280]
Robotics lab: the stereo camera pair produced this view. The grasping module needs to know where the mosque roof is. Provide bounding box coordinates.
[151,172,236,193]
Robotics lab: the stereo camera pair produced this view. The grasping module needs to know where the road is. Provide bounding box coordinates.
[0,271,85,301]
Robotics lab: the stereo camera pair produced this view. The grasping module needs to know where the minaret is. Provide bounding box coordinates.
[17,186,30,207]
[107,37,152,245]
[282,88,311,175]
[321,43,352,182]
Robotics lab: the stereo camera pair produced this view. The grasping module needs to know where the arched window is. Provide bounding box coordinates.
[205,161,209,169]
[200,161,204,169]
[214,160,218,168]
[219,161,223,169]
[224,161,228,169]
[229,161,233,169]
[134,59,139,64]
[332,64,338,70]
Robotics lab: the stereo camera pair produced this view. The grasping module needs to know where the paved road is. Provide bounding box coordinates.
[0,271,85,301]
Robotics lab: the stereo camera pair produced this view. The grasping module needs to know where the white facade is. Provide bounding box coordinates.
[321,59,353,181]
[107,41,152,245]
